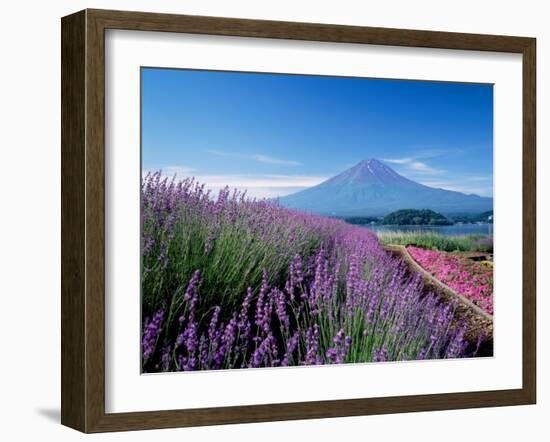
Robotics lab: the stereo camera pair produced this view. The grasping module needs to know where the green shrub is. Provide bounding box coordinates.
[377,230,492,253]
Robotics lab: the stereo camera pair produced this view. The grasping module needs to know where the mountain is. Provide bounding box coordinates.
[277,159,493,216]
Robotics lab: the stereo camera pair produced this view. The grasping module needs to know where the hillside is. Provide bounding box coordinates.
[382,209,452,225]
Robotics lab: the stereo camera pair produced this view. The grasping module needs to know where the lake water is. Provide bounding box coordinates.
[364,223,493,236]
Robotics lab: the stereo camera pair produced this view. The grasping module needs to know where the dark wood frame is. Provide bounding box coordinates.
[61,8,536,433]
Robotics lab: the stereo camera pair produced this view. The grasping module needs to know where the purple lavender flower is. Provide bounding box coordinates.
[373,345,389,362]
[142,309,164,361]
[304,324,321,365]
[281,332,300,366]
[326,329,351,364]
[208,306,221,341]
[160,346,171,371]
[249,334,275,368]
[254,271,269,329]
[184,270,201,303]
[273,288,290,329]
[141,173,475,372]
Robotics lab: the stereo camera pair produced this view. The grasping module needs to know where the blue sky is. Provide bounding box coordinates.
[142,68,493,198]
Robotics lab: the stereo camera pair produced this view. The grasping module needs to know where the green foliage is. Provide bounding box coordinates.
[382,209,452,226]
[378,230,493,253]
[142,206,323,316]
[448,210,494,224]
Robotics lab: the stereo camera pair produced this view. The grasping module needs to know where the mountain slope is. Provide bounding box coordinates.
[277,159,493,216]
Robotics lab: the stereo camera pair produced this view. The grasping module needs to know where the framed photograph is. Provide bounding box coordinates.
[61,9,536,433]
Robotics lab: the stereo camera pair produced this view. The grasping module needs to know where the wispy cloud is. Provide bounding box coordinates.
[412,148,465,159]
[382,157,445,175]
[383,157,413,165]
[383,147,468,175]
[383,153,493,196]
[251,154,301,166]
[420,175,493,197]
[145,166,326,199]
[197,174,327,199]
[409,161,445,174]
[207,149,301,167]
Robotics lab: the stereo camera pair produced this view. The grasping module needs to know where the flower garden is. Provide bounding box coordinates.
[406,246,493,315]
[140,173,486,373]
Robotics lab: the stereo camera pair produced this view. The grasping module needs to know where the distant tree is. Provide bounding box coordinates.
[382,209,452,226]
[448,210,494,224]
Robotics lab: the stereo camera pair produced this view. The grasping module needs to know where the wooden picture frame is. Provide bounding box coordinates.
[61,8,536,433]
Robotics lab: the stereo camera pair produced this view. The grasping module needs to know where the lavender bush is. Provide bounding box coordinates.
[141,172,475,372]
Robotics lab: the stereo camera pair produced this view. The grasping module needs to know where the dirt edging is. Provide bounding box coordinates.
[384,244,493,344]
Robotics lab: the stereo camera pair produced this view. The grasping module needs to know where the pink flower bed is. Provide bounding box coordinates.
[407,246,493,315]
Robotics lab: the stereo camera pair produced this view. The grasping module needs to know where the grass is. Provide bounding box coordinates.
[376,230,493,253]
